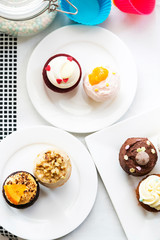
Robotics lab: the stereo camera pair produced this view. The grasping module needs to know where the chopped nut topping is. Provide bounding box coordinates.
[35,151,67,183]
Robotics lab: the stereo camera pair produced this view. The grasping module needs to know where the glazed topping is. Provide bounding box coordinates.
[4,185,26,205]
[4,172,37,205]
[46,56,80,89]
[135,151,150,166]
[139,175,160,210]
[88,67,109,85]
[35,150,69,183]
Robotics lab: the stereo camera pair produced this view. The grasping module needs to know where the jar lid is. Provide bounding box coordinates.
[0,0,49,20]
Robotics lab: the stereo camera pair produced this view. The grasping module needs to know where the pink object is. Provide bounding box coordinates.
[125,145,130,150]
[63,78,69,83]
[136,166,141,171]
[83,67,120,103]
[114,0,155,15]
[56,79,62,84]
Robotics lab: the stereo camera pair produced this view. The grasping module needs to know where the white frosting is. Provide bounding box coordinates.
[46,56,80,89]
[139,175,160,210]
[83,66,120,102]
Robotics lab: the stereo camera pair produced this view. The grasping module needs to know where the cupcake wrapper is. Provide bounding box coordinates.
[60,0,111,25]
[114,0,155,15]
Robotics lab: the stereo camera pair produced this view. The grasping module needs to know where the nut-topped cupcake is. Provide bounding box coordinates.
[83,66,120,102]
[136,174,160,212]
[3,171,39,209]
[33,148,72,188]
[119,138,158,176]
[42,53,82,93]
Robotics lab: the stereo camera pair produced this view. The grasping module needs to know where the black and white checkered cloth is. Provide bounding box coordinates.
[0,33,18,240]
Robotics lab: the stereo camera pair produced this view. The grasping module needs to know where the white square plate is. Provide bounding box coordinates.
[85,107,160,240]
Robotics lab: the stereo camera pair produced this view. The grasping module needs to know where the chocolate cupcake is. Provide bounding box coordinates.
[3,171,39,209]
[42,53,82,93]
[33,148,72,189]
[136,174,160,212]
[119,138,157,176]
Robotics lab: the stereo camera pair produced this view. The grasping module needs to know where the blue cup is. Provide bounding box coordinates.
[60,0,112,25]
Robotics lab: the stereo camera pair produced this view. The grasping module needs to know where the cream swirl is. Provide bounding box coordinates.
[139,175,160,210]
[46,56,80,89]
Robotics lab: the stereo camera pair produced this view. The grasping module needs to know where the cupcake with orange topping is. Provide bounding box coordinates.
[83,66,120,102]
[3,171,39,209]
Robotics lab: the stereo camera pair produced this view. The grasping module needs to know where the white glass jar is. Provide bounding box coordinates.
[0,0,77,37]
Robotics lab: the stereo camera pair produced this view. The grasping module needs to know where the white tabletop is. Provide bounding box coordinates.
[4,3,160,240]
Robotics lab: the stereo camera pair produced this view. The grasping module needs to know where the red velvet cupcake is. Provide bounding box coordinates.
[42,53,82,93]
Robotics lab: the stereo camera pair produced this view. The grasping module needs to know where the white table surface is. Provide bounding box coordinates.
[2,3,160,240]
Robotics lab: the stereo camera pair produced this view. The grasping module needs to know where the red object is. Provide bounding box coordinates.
[67,56,73,61]
[56,79,62,84]
[114,0,155,15]
[45,65,51,71]
[63,78,69,83]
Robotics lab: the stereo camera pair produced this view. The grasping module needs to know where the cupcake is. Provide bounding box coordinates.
[42,53,82,93]
[3,171,39,209]
[33,148,72,188]
[119,138,157,176]
[83,66,120,102]
[136,174,160,212]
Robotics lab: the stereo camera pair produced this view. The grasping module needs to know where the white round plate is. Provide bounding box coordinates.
[27,25,137,133]
[0,126,97,240]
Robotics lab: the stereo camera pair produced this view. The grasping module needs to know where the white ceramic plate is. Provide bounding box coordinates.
[86,107,160,240]
[26,25,137,133]
[0,126,97,240]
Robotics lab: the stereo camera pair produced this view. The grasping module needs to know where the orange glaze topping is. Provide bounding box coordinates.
[4,184,26,205]
[89,67,109,86]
